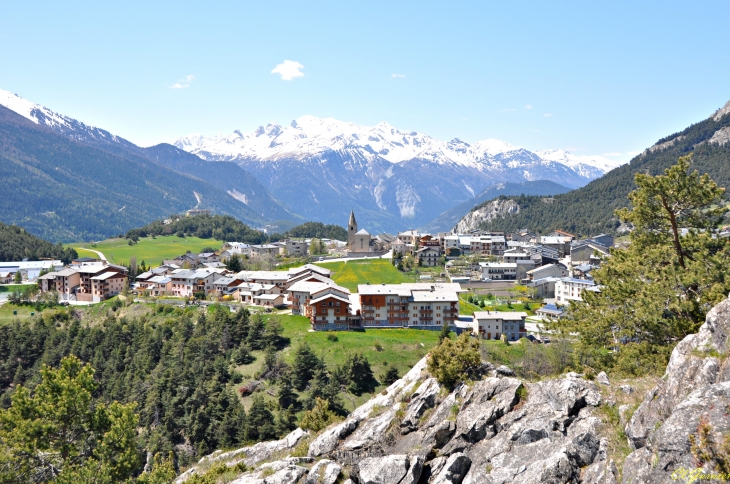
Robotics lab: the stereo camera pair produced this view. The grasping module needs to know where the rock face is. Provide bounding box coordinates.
[623,295,730,483]
[454,198,520,233]
[181,296,730,483]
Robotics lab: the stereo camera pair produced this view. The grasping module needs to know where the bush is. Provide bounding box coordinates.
[380,367,400,386]
[427,333,482,389]
[299,397,340,432]
[326,332,338,342]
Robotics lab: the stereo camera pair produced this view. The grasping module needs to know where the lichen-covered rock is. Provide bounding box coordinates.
[263,465,308,484]
[582,459,618,484]
[357,455,408,484]
[597,371,610,386]
[400,378,439,432]
[623,295,730,482]
[306,459,341,484]
[431,453,471,484]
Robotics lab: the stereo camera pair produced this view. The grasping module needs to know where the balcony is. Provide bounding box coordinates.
[362,309,375,314]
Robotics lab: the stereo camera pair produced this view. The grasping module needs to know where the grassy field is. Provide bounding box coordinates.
[232,313,440,411]
[316,259,413,292]
[0,304,39,324]
[0,284,36,293]
[458,292,537,316]
[68,236,221,266]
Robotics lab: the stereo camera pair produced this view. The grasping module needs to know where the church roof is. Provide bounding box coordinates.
[355,229,370,235]
[349,210,356,227]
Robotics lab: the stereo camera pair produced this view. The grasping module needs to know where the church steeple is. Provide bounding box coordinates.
[347,210,357,250]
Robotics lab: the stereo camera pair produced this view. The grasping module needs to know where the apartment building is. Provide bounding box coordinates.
[357,283,462,330]
[469,235,506,256]
[479,262,517,280]
[38,263,128,302]
[302,284,353,331]
[555,277,598,303]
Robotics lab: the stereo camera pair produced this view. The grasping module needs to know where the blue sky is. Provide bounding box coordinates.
[1,1,729,162]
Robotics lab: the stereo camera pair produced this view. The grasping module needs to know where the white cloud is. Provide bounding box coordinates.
[272,60,304,81]
[501,108,517,112]
[525,104,532,109]
[169,74,195,89]
[543,113,552,117]
[391,73,406,78]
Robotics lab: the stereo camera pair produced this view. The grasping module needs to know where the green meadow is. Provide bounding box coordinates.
[68,236,220,266]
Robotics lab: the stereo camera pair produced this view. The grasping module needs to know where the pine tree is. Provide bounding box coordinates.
[0,356,141,482]
[291,343,322,391]
[562,156,730,375]
[277,371,298,410]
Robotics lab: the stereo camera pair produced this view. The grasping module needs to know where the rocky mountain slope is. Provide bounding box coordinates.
[0,89,298,238]
[175,116,621,233]
[178,294,730,483]
[179,353,607,483]
[453,100,730,236]
[420,181,570,234]
[454,199,521,234]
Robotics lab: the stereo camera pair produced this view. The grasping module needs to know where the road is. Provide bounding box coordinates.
[78,247,108,261]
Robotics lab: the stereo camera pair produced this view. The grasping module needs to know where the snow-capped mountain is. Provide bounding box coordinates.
[535,149,623,180]
[0,89,300,230]
[0,89,137,150]
[174,116,623,232]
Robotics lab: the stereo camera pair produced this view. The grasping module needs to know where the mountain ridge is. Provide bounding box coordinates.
[174,116,623,232]
[453,100,730,236]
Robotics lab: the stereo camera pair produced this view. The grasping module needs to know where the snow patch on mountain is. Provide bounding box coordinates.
[535,149,622,177]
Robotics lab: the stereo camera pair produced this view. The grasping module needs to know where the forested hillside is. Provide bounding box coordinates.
[125,214,270,244]
[0,106,267,242]
[464,102,730,236]
[0,222,77,263]
[0,305,287,466]
[282,221,347,241]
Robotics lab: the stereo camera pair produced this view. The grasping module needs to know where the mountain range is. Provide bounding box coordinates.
[0,88,624,240]
[0,90,301,242]
[175,116,623,233]
[454,100,730,236]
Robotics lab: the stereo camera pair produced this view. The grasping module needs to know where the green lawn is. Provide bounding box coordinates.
[0,304,38,324]
[459,293,537,316]
[234,313,441,410]
[316,259,412,292]
[68,236,221,266]
[0,284,36,293]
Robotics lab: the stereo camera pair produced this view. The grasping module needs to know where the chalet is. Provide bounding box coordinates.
[472,311,527,341]
[415,247,441,267]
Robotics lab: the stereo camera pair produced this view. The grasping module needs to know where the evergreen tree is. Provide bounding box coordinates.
[346,353,376,396]
[244,395,276,442]
[0,356,140,482]
[277,371,298,410]
[380,366,400,386]
[562,156,730,375]
[291,343,322,391]
[438,321,451,342]
[225,254,243,272]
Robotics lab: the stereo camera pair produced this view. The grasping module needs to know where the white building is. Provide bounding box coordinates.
[555,277,598,303]
[357,283,463,329]
[0,260,64,281]
[479,262,517,280]
[472,311,527,341]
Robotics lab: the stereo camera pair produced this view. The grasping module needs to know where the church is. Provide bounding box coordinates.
[347,210,376,252]
[346,211,395,254]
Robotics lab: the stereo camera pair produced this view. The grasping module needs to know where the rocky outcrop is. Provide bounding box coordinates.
[454,198,520,233]
[708,126,730,147]
[623,295,730,482]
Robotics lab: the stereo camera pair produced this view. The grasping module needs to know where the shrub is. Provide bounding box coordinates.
[299,397,340,432]
[427,333,482,389]
[327,333,338,342]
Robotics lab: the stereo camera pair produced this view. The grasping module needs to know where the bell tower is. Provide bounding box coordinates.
[348,210,357,250]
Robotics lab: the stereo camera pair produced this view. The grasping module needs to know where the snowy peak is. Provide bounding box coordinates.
[0,88,131,147]
[174,115,623,179]
[535,149,622,176]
